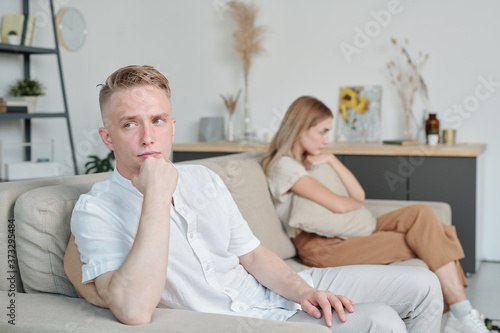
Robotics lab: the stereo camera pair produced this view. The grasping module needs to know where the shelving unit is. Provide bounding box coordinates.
[0,0,78,176]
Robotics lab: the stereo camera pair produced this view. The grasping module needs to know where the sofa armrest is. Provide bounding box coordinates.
[2,293,329,333]
[364,199,452,226]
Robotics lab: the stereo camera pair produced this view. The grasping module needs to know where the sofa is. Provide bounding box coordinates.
[0,152,452,332]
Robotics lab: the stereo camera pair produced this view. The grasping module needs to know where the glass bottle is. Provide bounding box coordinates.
[425,113,440,142]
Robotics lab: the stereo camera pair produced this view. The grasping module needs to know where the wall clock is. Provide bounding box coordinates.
[56,7,87,51]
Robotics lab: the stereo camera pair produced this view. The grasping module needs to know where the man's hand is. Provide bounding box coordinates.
[131,156,178,199]
[301,289,355,327]
[239,245,356,328]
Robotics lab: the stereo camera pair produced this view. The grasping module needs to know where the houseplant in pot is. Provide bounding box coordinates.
[7,30,19,45]
[8,77,46,113]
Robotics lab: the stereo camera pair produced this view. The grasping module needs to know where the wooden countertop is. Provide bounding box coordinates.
[172,142,487,157]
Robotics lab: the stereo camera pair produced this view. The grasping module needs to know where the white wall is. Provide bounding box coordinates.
[1,0,499,260]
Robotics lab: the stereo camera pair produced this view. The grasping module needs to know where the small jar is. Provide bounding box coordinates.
[425,113,440,144]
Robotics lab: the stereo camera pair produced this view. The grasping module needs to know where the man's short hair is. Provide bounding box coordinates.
[98,65,171,111]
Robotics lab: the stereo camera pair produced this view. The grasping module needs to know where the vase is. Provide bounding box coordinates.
[23,96,38,114]
[243,95,250,138]
[404,110,412,140]
[227,114,235,142]
[7,35,19,45]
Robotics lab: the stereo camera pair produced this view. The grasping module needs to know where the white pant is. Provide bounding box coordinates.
[287,265,443,333]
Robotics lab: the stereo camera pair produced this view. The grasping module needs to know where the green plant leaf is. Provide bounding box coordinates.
[8,77,46,97]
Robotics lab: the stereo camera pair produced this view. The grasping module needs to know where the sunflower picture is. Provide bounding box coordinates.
[336,86,381,143]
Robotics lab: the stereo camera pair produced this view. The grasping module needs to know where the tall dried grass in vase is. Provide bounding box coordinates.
[387,38,430,140]
[220,90,241,142]
[228,1,265,137]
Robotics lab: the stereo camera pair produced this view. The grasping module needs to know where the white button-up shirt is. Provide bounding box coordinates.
[72,165,309,321]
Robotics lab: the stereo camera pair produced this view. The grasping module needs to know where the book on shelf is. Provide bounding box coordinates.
[23,15,36,47]
[6,106,28,113]
[382,139,420,146]
[0,98,6,113]
[1,15,24,45]
[4,99,28,113]
[1,14,36,46]
[6,99,29,107]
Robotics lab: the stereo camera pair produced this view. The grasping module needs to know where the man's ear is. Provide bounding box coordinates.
[99,127,114,151]
[172,118,176,142]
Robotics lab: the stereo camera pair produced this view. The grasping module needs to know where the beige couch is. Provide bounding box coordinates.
[0,152,451,332]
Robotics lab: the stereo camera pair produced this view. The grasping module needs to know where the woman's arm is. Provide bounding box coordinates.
[291,175,364,214]
[303,153,365,202]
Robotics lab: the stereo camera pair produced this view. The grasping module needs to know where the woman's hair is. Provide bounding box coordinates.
[98,65,171,112]
[261,96,333,175]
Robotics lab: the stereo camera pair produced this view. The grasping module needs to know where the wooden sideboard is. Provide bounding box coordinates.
[173,142,487,274]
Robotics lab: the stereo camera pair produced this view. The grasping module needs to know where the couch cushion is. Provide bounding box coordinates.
[14,183,94,297]
[4,293,329,333]
[180,155,297,260]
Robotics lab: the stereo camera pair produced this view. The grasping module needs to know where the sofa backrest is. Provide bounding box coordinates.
[179,152,296,259]
[0,172,110,293]
[3,152,296,297]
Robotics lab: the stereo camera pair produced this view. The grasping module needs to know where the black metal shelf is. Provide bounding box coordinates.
[0,43,57,55]
[0,112,66,120]
[0,0,78,176]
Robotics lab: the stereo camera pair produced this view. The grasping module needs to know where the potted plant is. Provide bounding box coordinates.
[8,77,46,113]
[7,30,19,45]
[84,151,115,174]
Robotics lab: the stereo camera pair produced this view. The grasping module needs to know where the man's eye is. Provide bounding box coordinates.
[153,119,164,124]
[124,123,135,128]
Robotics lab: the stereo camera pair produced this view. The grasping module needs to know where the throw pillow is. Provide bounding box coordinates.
[288,163,376,239]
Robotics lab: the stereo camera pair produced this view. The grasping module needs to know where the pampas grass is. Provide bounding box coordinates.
[228,1,265,135]
[228,1,265,84]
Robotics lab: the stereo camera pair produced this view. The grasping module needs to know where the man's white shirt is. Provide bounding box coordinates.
[71,164,313,321]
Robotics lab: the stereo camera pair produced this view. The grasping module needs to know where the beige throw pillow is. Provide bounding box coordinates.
[288,163,376,239]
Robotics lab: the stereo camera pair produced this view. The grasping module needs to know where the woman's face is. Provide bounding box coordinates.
[297,117,332,155]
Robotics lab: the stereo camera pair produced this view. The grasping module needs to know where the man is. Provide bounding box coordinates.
[64,65,443,332]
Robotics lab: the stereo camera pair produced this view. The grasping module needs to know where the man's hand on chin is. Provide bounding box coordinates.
[132,157,178,199]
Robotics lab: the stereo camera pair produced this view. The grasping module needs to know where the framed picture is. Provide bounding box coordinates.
[336,85,382,143]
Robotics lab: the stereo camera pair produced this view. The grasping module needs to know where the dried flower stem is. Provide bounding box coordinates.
[387,38,430,139]
[220,90,241,116]
[228,1,265,134]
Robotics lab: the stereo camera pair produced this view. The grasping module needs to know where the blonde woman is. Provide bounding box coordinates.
[261,96,488,333]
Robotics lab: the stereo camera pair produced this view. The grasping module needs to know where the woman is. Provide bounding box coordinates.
[261,96,488,333]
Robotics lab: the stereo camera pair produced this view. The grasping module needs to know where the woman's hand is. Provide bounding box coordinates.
[301,153,366,203]
[303,153,336,170]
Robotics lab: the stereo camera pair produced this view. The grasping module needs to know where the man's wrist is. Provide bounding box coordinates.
[143,190,173,207]
[297,285,316,304]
